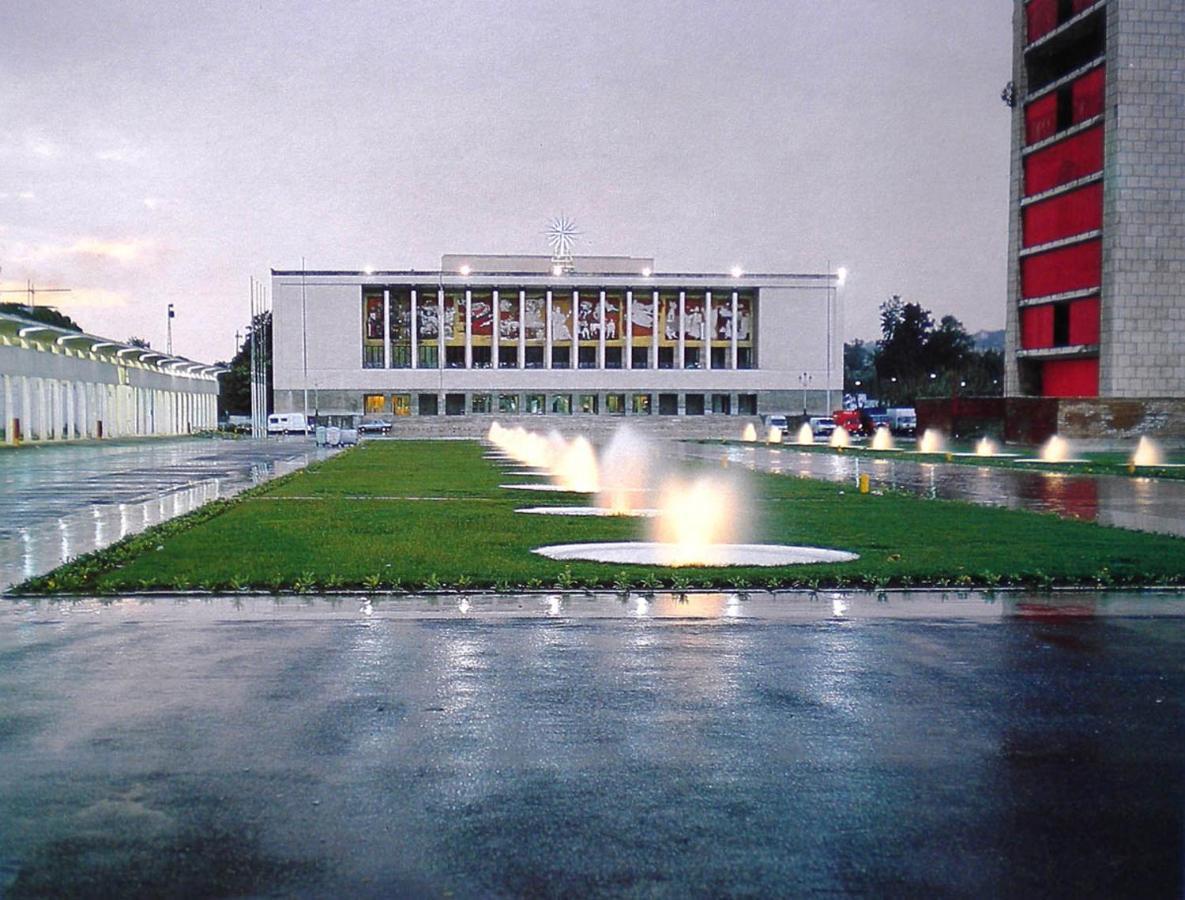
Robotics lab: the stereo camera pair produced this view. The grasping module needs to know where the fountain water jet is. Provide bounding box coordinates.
[829,428,851,449]
[796,423,814,445]
[767,426,783,444]
[918,429,945,454]
[741,423,757,442]
[598,424,659,514]
[975,437,997,457]
[1132,436,1163,467]
[1042,435,1071,462]
[551,435,599,492]
[870,427,894,451]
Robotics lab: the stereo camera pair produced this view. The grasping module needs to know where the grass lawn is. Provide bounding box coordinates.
[15,439,1185,594]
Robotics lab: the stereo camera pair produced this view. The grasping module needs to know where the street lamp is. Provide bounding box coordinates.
[799,371,812,417]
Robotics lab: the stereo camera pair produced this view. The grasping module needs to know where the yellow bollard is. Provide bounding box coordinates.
[859,473,870,494]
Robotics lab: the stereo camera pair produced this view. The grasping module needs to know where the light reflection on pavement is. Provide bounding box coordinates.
[0,437,334,591]
[681,443,1185,538]
[1,591,1184,896]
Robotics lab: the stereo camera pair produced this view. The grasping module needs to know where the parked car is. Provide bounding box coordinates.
[886,407,917,436]
[357,417,392,435]
[860,409,890,434]
[809,416,837,438]
[267,413,310,435]
[764,414,788,431]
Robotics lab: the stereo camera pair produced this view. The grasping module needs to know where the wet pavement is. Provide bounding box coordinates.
[0,437,333,592]
[683,442,1185,537]
[2,590,1184,897]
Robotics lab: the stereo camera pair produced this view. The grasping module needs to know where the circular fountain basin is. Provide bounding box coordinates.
[1132,463,1185,469]
[516,506,660,517]
[533,541,859,567]
[950,452,1022,459]
[1015,458,1090,465]
[500,483,597,493]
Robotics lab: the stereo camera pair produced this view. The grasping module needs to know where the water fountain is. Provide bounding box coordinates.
[1017,434,1087,465]
[949,436,1020,460]
[828,428,851,449]
[795,423,814,445]
[868,427,897,451]
[516,425,655,515]
[916,429,945,454]
[767,426,783,444]
[530,428,859,568]
[741,423,758,442]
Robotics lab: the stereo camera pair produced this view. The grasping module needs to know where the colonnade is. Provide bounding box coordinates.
[1,374,218,444]
[369,287,755,371]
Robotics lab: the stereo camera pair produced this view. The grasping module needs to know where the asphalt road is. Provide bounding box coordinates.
[2,591,1183,897]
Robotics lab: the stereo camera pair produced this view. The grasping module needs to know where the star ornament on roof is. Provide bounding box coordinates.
[546,215,580,260]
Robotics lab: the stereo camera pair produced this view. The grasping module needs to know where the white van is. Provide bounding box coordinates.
[267,413,310,435]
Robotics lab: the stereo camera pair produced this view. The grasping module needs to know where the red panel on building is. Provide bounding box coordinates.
[1021,239,1102,298]
[1025,94,1058,145]
[1027,0,1059,42]
[1072,67,1105,123]
[1021,305,1055,349]
[1068,296,1101,345]
[1023,182,1103,246]
[1024,126,1104,195]
[1042,358,1099,397]
[1072,0,1097,13]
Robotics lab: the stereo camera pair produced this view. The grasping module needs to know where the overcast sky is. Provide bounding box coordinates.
[1,1,1013,363]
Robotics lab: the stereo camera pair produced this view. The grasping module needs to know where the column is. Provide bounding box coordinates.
[517,289,526,369]
[464,289,473,369]
[677,290,686,369]
[705,291,713,371]
[48,379,60,440]
[730,291,739,370]
[436,288,444,370]
[79,382,89,438]
[382,288,391,369]
[572,290,579,367]
[651,290,659,365]
[491,290,500,369]
[598,290,606,369]
[410,288,419,370]
[38,378,49,440]
[65,381,76,439]
[21,377,33,442]
[625,290,633,369]
[544,289,553,369]
[2,374,13,445]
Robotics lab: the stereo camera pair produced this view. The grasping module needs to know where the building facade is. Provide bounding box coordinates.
[271,255,841,421]
[0,311,221,444]
[1005,0,1185,399]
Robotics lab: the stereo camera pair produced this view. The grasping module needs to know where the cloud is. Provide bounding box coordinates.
[71,238,147,263]
[54,287,131,309]
[7,237,152,265]
[1,280,130,310]
[26,137,60,158]
[96,146,146,163]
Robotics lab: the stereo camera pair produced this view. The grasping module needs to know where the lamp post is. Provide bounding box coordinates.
[799,371,812,417]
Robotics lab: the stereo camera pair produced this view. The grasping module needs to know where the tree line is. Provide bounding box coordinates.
[845,296,1003,407]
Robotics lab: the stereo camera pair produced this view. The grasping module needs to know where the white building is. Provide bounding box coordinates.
[271,255,842,421]
[0,310,221,443]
